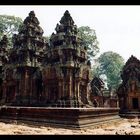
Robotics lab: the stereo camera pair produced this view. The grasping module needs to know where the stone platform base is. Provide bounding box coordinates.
[119,111,140,119]
[0,106,120,128]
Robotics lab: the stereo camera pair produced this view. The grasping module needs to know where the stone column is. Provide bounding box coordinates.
[127,96,131,110]
[14,80,18,103]
[123,95,127,110]
[61,79,65,107]
[62,79,64,98]
[77,81,80,101]
[43,79,48,103]
[58,79,63,99]
[15,80,20,104]
[1,83,6,103]
[20,71,25,101]
[68,72,72,99]
[23,70,27,96]
[29,72,32,100]
[86,84,92,106]
[85,83,88,104]
[73,78,76,99]
[24,68,29,104]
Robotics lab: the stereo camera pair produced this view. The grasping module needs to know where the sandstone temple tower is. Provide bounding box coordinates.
[0,10,92,108]
[1,11,45,106]
[117,55,140,116]
[42,10,92,107]
[0,10,120,128]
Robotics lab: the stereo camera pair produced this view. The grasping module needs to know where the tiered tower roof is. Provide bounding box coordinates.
[9,11,46,67]
[121,55,140,84]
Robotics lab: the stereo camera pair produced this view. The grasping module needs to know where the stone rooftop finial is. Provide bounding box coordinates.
[54,10,77,35]
[23,10,40,26]
[60,10,74,26]
[125,55,140,67]
[10,11,45,65]
[29,10,35,17]
[19,10,43,38]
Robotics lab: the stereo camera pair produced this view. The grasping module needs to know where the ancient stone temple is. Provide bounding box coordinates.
[90,76,118,107]
[0,10,92,107]
[0,10,120,128]
[117,55,140,117]
[1,11,45,106]
[42,10,92,107]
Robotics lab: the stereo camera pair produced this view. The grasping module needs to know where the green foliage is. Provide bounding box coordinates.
[43,36,50,43]
[96,51,125,90]
[78,26,99,60]
[91,67,97,77]
[0,15,23,46]
[0,15,23,36]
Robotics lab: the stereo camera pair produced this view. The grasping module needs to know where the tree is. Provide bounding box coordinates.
[43,36,50,43]
[96,51,125,91]
[0,15,23,45]
[78,26,99,60]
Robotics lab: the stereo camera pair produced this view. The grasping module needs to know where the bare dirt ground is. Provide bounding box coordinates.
[0,118,140,135]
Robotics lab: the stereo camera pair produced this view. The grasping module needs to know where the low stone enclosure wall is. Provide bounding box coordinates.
[119,110,140,119]
[0,106,120,128]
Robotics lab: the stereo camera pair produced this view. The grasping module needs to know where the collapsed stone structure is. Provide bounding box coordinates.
[90,76,118,107]
[90,77,105,107]
[117,55,140,117]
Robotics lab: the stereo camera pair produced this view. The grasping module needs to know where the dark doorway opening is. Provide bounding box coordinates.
[132,98,139,109]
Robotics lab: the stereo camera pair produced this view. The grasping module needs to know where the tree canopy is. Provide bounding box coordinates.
[95,51,125,91]
[0,15,23,39]
[78,26,99,60]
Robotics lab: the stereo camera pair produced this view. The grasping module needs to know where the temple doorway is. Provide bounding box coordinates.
[132,98,139,109]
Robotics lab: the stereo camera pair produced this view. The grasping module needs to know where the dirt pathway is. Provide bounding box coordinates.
[0,118,140,135]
